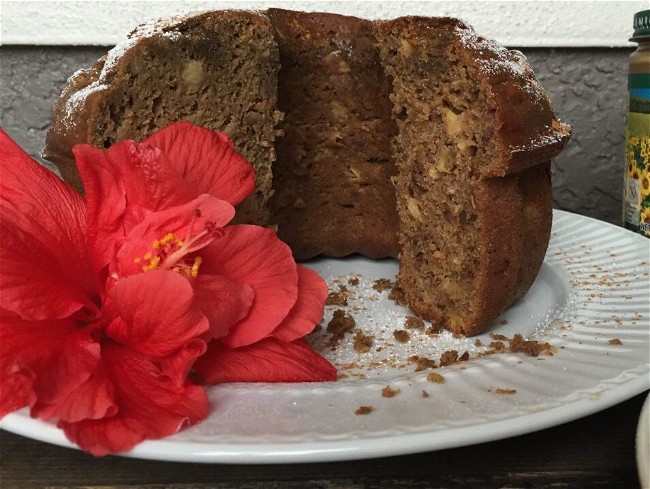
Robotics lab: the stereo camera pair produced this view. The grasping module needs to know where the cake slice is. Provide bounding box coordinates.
[267,9,399,259]
[43,10,281,224]
[374,17,570,335]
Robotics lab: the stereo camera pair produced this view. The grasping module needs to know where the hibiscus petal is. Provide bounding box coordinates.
[72,144,128,273]
[0,313,76,418]
[59,341,209,456]
[109,141,195,210]
[29,326,117,424]
[60,412,145,457]
[33,369,117,424]
[143,122,255,206]
[0,129,96,320]
[115,194,235,278]
[0,313,37,417]
[193,274,254,340]
[194,337,337,384]
[199,225,299,348]
[160,338,208,386]
[106,270,209,357]
[272,266,328,342]
[0,221,97,320]
[75,139,194,219]
[0,370,36,419]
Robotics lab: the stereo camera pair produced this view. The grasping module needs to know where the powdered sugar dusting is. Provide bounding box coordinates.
[451,19,571,153]
[63,81,106,128]
[454,22,525,78]
[512,127,570,153]
[306,257,562,381]
[101,14,188,73]
[452,21,553,113]
[60,12,192,129]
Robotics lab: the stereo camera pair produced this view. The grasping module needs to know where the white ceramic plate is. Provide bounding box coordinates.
[2,210,649,463]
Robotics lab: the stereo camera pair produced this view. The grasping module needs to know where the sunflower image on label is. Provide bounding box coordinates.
[624,73,650,237]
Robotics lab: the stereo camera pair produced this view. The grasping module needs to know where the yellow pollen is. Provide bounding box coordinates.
[191,256,202,278]
[170,255,203,278]
[133,231,203,277]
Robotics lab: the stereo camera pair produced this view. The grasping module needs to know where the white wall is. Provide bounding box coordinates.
[0,0,647,48]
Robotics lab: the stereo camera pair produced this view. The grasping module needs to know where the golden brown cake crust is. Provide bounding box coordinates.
[453,16,567,334]
[44,56,105,191]
[467,165,553,335]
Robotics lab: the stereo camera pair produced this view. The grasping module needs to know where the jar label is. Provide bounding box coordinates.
[624,73,650,237]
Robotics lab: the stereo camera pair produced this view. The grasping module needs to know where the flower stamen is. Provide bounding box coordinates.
[133,209,218,277]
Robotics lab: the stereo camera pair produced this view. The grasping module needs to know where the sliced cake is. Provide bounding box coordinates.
[374,17,569,334]
[43,10,571,336]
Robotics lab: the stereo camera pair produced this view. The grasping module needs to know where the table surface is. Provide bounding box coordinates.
[1,391,647,489]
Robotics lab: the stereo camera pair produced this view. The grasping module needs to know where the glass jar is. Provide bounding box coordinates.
[623,9,650,237]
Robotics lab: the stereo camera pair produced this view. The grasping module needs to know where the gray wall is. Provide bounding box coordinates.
[0,46,632,225]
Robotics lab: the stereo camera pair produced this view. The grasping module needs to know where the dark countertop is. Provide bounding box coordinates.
[1,391,647,489]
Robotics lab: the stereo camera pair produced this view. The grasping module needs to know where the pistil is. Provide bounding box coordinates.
[133,210,219,278]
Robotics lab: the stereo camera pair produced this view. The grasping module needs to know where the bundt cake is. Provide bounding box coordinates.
[43,9,571,336]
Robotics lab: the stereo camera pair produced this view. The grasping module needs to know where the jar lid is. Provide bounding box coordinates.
[633,9,650,39]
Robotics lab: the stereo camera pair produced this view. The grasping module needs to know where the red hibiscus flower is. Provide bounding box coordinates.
[73,122,336,382]
[0,130,214,455]
[0,123,336,456]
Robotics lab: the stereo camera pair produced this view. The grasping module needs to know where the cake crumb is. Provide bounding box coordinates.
[426,323,443,336]
[409,355,437,371]
[347,276,360,286]
[508,334,555,357]
[608,338,623,345]
[440,350,459,366]
[388,284,407,305]
[421,390,430,398]
[326,285,349,306]
[353,330,374,353]
[405,316,425,330]
[393,329,410,343]
[490,333,509,341]
[489,341,506,351]
[327,309,356,346]
[427,372,445,384]
[373,278,394,292]
[495,388,517,395]
[474,339,484,347]
[381,386,401,398]
[355,406,374,415]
